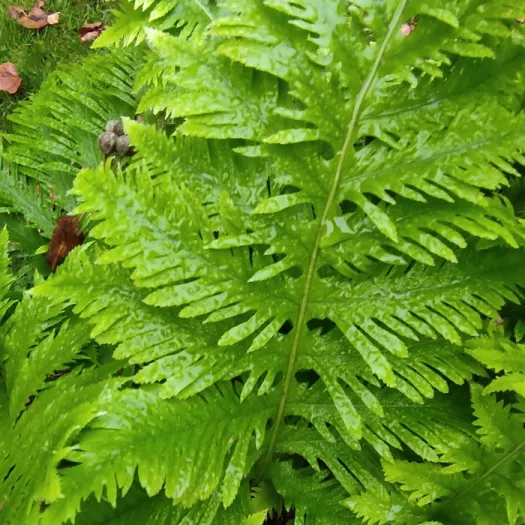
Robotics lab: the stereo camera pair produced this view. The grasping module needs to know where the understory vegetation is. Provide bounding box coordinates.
[0,0,115,130]
[1,1,525,524]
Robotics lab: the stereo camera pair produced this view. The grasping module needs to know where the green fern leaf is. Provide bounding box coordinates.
[467,335,525,396]
[36,165,522,435]
[0,366,123,524]
[37,382,275,520]
[0,145,56,235]
[1,296,92,419]
[1,50,140,211]
[351,384,525,524]
[270,461,358,524]
[93,0,215,48]
[45,473,255,525]
[136,28,285,140]
[73,484,201,525]
[0,228,14,310]
[5,1,525,523]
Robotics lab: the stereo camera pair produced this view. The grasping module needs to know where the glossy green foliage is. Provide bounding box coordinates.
[1,0,525,524]
[93,0,215,48]
[348,377,525,524]
[0,49,141,235]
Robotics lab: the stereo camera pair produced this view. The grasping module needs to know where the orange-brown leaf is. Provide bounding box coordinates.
[8,5,24,18]
[0,62,22,94]
[46,216,85,272]
[8,1,59,29]
[46,11,58,24]
[78,20,106,43]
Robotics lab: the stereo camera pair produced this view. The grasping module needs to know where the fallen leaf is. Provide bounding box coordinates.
[8,1,59,29]
[78,20,106,44]
[46,216,85,272]
[46,11,59,24]
[0,62,22,94]
[8,5,24,18]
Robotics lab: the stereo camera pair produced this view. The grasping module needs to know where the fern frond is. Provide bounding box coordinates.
[133,1,525,241]
[7,0,525,523]
[0,365,123,525]
[269,462,358,525]
[126,122,525,279]
[284,380,474,462]
[0,170,56,235]
[66,162,296,349]
[321,193,525,273]
[0,143,56,236]
[40,380,466,523]
[93,0,215,48]
[321,195,525,274]
[348,383,525,524]
[136,28,285,141]
[345,482,431,525]
[35,247,482,454]
[73,482,257,525]
[38,382,274,522]
[0,231,125,524]
[317,249,524,385]
[211,0,525,139]
[241,328,483,414]
[34,248,494,514]
[33,245,225,375]
[40,154,524,422]
[467,335,525,396]
[1,50,140,209]
[244,102,525,242]
[0,229,14,310]
[73,484,194,525]
[37,153,525,441]
[50,480,258,525]
[1,293,92,419]
[359,41,525,143]
[124,120,272,209]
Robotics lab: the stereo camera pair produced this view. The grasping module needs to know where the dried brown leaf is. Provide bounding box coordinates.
[8,5,25,18]
[29,5,45,16]
[78,20,106,43]
[0,62,22,94]
[46,11,59,24]
[8,1,59,29]
[81,21,103,30]
[46,216,85,272]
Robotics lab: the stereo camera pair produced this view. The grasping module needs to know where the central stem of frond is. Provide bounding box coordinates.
[257,0,409,476]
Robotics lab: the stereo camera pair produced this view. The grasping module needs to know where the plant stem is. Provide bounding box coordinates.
[258,0,409,476]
